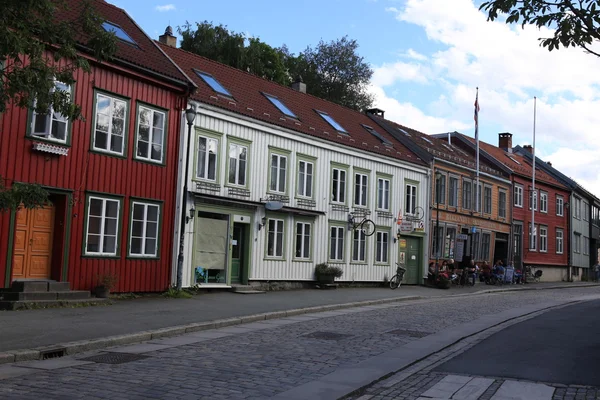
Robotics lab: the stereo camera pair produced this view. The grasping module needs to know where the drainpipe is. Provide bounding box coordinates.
[567,200,572,282]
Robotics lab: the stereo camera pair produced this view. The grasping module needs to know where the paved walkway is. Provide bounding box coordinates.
[0,282,594,353]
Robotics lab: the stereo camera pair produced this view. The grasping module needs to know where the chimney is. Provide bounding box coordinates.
[523,144,533,154]
[498,132,513,153]
[547,161,552,167]
[291,75,306,93]
[159,25,177,47]
[365,108,385,118]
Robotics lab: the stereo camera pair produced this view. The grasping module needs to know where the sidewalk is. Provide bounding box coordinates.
[0,281,595,357]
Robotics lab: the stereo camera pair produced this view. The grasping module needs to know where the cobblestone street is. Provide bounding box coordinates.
[1,287,599,400]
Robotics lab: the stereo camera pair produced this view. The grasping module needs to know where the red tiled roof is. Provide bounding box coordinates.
[55,0,190,86]
[157,42,427,167]
[461,134,567,188]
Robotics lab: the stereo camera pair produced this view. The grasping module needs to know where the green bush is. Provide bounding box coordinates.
[315,263,344,278]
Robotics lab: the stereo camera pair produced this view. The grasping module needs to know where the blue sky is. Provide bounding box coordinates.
[112,0,600,194]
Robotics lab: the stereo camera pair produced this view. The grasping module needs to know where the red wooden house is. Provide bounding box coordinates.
[0,0,194,292]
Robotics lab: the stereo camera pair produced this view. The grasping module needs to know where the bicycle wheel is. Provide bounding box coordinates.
[389,274,402,289]
[360,219,376,236]
[413,206,424,220]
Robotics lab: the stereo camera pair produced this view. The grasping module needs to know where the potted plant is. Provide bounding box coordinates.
[314,263,343,284]
[95,271,119,298]
[436,272,451,289]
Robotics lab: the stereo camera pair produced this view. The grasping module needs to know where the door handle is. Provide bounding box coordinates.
[29,238,33,246]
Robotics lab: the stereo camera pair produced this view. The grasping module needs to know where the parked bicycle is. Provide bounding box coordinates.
[348,212,375,236]
[389,263,407,289]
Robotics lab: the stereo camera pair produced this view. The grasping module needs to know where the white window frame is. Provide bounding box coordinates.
[556,229,564,254]
[481,232,491,261]
[584,203,589,221]
[539,226,548,253]
[540,191,548,213]
[575,197,581,219]
[85,196,121,256]
[574,233,581,253]
[266,218,285,258]
[448,176,459,207]
[30,80,71,144]
[529,189,538,211]
[529,223,537,251]
[499,189,507,218]
[331,167,347,204]
[352,229,367,262]
[129,202,160,257]
[375,231,389,264]
[196,135,218,181]
[483,185,492,214]
[514,184,523,207]
[354,172,368,207]
[295,221,311,260]
[228,143,248,186]
[297,160,314,198]
[463,179,472,210]
[377,177,390,211]
[135,105,166,163]
[329,225,345,262]
[406,183,417,215]
[270,153,287,193]
[92,92,127,155]
[435,174,446,205]
[556,196,564,216]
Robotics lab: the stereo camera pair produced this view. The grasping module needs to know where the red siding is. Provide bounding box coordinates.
[0,61,185,292]
[512,175,570,267]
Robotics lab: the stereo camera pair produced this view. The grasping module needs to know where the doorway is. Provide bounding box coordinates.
[231,223,246,284]
[513,224,523,270]
[403,237,421,284]
[12,204,55,280]
[494,233,509,266]
[193,212,229,285]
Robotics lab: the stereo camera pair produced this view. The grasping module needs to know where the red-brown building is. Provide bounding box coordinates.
[0,1,194,292]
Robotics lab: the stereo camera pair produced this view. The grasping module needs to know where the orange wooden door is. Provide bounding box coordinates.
[12,205,55,280]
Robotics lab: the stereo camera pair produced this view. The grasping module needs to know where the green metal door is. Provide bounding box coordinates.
[231,223,245,284]
[404,237,421,284]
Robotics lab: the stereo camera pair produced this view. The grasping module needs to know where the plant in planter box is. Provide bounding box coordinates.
[95,271,119,298]
[436,272,451,289]
[314,263,343,284]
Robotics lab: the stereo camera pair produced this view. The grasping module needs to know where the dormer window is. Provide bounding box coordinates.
[362,125,392,147]
[195,70,232,97]
[316,111,347,133]
[102,21,138,47]
[264,94,297,118]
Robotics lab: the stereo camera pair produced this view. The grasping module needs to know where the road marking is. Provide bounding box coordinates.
[491,380,554,400]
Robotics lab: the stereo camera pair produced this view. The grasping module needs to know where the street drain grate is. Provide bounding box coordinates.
[80,352,150,365]
[303,331,353,341]
[387,329,431,338]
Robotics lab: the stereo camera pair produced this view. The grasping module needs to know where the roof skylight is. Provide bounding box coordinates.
[264,94,297,118]
[398,127,410,137]
[102,21,137,46]
[442,143,454,152]
[421,136,433,144]
[195,70,232,97]
[317,111,347,133]
[362,125,393,147]
[506,155,521,165]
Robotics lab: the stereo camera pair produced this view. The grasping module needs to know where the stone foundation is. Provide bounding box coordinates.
[248,280,389,291]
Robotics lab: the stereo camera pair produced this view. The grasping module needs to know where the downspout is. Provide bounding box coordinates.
[428,158,435,276]
[567,199,572,281]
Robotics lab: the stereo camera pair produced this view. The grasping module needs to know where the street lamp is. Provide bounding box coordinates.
[434,170,442,275]
[176,105,197,291]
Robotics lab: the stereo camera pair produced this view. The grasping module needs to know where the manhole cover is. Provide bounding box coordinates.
[303,331,352,341]
[387,329,431,338]
[80,352,150,364]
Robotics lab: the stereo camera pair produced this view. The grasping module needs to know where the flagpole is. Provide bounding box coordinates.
[475,88,480,215]
[531,97,536,252]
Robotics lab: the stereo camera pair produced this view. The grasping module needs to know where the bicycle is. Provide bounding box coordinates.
[389,263,407,289]
[348,212,376,236]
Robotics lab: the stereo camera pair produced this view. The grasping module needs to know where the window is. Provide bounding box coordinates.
[540,191,548,213]
[195,70,232,97]
[329,225,345,261]
[584,236,589,255]
[449,177,459,207]
[267,218,284,258]
[31,81,71,144]
[331,167,346,203]
[584,203,589,221]
[85,196,121,256]
[484,186,492,214]
[432,225,444,258]
[377,178,390,210]
[556,196,564,216]
[352,229,366,262]
[444,227,456,258]
[472,231,481,260]
[405,184,417,214]
[499,190,507,218]
[514,184,523,207]
[481,233,491,261]
[197,136,218,181]
[129,202,160,257]
[435,174,446,205]
[228,143,248,186]
[475,183,483,213]
[354,173,368,207]
[556,229,564,254]
[529,189,538,211]
[297,160,314,198]
[136,106,166,163]
[102,21,137,46]
[375,231,389,263]
[363,125,393,146]
[539,226,548,252]
[317,111,347,133]
[270,153,287,193]
[574,233,581,254]
[575,197,581,219]
[462,180,472,210]
[529,223,537,251]
[264,94,297,118]
[295,222,311,259]
[421,136,433,144]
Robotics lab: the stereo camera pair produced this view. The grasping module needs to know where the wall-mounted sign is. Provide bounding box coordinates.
[457,234,468,240]
[399,252,406,264]
[398,239,407,249]
[399,220,413,233]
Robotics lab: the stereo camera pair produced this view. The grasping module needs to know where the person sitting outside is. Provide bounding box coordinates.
[427,262,436,283]
[466,259,478,285]
[440,260,448,272]
[480,261,491,283]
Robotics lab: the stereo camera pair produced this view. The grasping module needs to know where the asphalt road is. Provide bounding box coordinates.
[436,298,600,387]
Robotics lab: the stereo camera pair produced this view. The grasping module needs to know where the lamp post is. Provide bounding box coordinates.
[434,170,441,275]
[176,105,197,291]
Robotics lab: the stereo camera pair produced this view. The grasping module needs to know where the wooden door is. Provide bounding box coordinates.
[12,205,55,280]
[403,237,421,285]
[231,223,245,284]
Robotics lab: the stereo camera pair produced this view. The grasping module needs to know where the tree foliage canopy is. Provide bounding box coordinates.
[179,21,374,110]
[480,0,600,57]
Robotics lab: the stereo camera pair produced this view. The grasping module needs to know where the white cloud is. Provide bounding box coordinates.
[155,4,176,12]
[373,0,600,195]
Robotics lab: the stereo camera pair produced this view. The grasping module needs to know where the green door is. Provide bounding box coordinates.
[404,237,421,284]
[231,223,245,284]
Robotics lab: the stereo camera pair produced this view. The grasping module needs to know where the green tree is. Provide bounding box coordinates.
[0,0,118,211]
[480,0,600,57]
